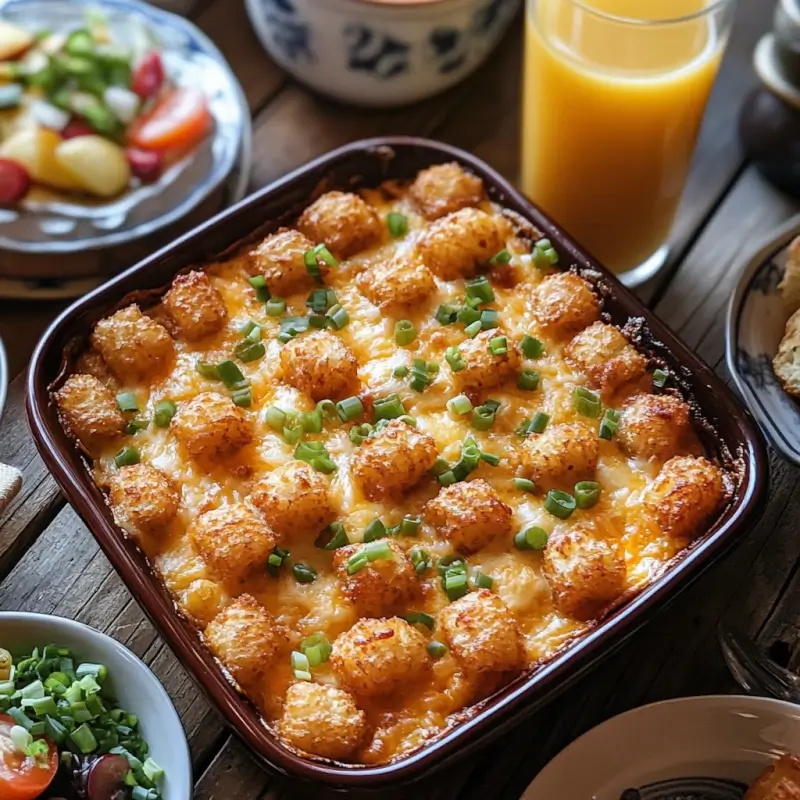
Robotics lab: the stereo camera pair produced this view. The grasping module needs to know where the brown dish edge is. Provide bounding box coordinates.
[26,137,769,790]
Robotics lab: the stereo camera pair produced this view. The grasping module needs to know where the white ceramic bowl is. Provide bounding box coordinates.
[244,0,521,107]
[0,612,192,800]
[525,695,800,800]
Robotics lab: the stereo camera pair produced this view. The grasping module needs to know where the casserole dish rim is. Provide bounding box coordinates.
[26,135,769,789]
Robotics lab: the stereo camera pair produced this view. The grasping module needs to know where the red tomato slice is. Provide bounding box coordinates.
[127,87,212,151]
[0,714,58,800]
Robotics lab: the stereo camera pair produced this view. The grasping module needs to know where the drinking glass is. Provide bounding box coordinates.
[521,0,737,286]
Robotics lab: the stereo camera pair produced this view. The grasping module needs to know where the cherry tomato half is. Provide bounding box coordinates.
[0,714,58,800]
[131,51,165,100]
[127,87,211,152]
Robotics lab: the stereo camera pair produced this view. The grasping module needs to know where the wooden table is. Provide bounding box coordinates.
[2,2,800,797]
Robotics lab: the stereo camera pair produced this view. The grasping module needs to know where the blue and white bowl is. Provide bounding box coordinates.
[726,214,800,466]
[244,0,521,107]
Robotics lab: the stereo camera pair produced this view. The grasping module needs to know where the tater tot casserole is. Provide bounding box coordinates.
[54,160,734,765]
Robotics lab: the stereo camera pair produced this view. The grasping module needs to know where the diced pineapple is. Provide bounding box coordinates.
[0,21,33,61]
[56,135,131,198]
[0,127,82,191]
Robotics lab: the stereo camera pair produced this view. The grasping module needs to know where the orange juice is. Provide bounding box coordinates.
[521,0,732,275]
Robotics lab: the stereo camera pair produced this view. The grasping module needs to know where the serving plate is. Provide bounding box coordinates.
[725,213,800,466]
[27,137,768,789]
[524,695,800,800]
[0,0,245,254]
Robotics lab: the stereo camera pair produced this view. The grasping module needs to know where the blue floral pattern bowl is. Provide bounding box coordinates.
[726,214,800,466]
[244,0,521,107]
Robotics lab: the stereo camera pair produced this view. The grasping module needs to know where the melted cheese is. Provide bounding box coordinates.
[89,188,697,765]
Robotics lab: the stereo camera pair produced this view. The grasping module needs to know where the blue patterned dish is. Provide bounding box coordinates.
[244,0,521,107]
[725,214,800,466]
[0,0,247,254]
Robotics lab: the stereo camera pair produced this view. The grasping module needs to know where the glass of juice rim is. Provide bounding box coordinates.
[521,0,737,287]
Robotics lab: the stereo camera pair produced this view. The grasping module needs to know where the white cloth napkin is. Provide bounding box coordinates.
[0,463,22,515]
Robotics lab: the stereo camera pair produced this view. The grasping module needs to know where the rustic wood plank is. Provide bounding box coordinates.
[0,372,63,578]
[0,503,227,769]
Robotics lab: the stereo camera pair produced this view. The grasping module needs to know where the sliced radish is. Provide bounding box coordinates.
[0,158,30,204]
[29,99,70,131]
[125,147,164,183]
[104,86,140,124]
[131,50,164,100]
[86,753,131,800]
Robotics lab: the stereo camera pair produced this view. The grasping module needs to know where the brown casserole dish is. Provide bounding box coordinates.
[27,137,768,789]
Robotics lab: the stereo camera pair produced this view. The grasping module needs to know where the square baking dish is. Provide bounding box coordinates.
[27,137,768,790]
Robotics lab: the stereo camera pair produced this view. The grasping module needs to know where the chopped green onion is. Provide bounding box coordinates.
[195,360,220,380]
[471,571,494,590]
[314,243,338,267]
[328,304,350,330]
[373,393,406,421]
[465,275,495,305]
[295,441,337,473]
[427,640,448,659]
[513,477,536,493]
[599,408,621,440]
[279,316,310,343]
[521,334,544,359]
[531,411,550,433]
[397,515,421,536]
[217,360,246,390]
[404,611,435,630]
[301,633,333,666]
[231,387,252,408]
[346,540,393,574]
[489,336,508,356]
[387,212,408,238]
[234,340,266,363]
[480,309,499,330]
[283,423,303,445]
[248,275,271,303]
[304,249,323,283]
[394,319,417,346]
[69,723,97,754]
[653,368,669,390]
[315,521,350,550]
[308,314,330,330]
[471,405,496,431]
[435,304,459,325]
[517,369,540,391]
[317,399,338,421]
[116,392,138,413]
[154,400,177,428]
[545,489,577,520]
[573,386,602,419]
[437,470,456,486]
[437,554,467,576]
[457,304,481,326]
[266,298,285,317]
[514,526,549,551]
[444,569,469,601]
[393,365,409,378]
[291,651,312,681]
[483,399,502,413]
[265,406,287,431]
[363,518,387,543]
[306,288,331,314]
[300,408,323,433]
[489,249,511,265]
[480,451,500,466]
[336,395,364,422]
[533,238,559,268]
[447,394,473,416]
[124,417,149,435]
[266,546,290,577]
[465,320,482,338]
[292,563,317,584]
[574,480,602,509]
[349,423,374,445]
[239,319,259,338]
[445,346,466,372]
[409,546,432,575]
[114,447,139,468]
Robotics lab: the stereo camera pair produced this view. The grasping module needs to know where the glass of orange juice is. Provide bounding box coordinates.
[521,0,736,285]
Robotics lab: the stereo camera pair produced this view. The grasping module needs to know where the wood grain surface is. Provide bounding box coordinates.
[1,1,799,797]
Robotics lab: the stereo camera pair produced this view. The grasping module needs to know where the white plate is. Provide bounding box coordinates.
[524,695,800,800]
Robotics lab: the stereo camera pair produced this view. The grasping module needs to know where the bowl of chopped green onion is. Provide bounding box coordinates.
[0,612,191,800]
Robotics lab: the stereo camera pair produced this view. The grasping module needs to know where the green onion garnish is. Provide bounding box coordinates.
[301,633,332,666]
[248,275,270,303]
[489,336,508,356]
[266,298,285,317]
[489,249,511,265]
[472,571,494,590]
[114,446,139,468]
[292,563,317,584]
[599,408,621,440]
[265,406,287,431]
[394,319,417,346]
[531,411,550,433]
[294,441,336,473]
[300,408,323,433]
[232,387,252,408]
[308,314,330,330]
[447,394,473,416]
[465,320,482,338]
[336,395,364,422]
[457,304,481,326]
[328,304,350,330]
[306,288,331,314]
[480,451,500,466]
[393,365,409,378]
[266,546,290,577]
[520,334,544,359]
[445,346,466,372]
[574,480,602,509]
[465,275,495,305]
[124,418,149,435]
[195,360,220,380]
[513,477,536,493]
[573,386,602,419]
[435,304,459,325]
[154,400,177,428]
[373,393,406,421]
[437,554,468,577]
[346,540,393,574]
[653,368,669,390]
[349,423,374,445]
[514,526,549,551]
[116,392,138,413]
[234,340,266,363]
[314,244,338,267]
[471,405,496,431]
[532,238,559,269]
[315,522,349,550]
[363,518,387,543]
[397,515,421,536]
[291,651,312,681]
[517,369,540,391]
[444,569,469,601]
[404,611,435,630]
[217,360,246,390]
[409,545,432,575]
[544,489,577,520]
[427,640,448,659]
[480,309,499,330]
[387,212,408,238]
